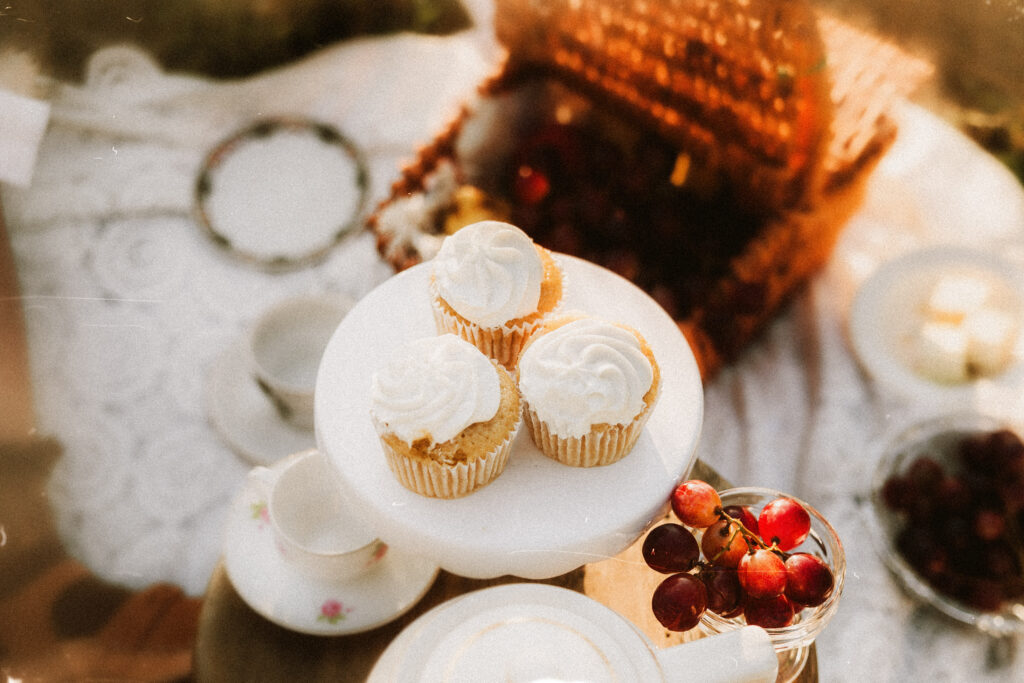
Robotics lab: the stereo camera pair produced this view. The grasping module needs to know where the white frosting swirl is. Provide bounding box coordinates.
[371,334,500,446]
[518,318,654,438]
[432,220,543,327]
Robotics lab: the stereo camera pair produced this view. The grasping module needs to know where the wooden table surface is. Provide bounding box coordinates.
[1,201,201,681]
[193,460,816,682]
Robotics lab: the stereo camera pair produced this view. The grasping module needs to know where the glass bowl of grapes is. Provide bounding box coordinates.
[642,481,845,683]
[869,412,1024,636]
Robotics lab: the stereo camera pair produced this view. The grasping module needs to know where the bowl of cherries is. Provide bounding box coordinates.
[870,412,1024,635]
[642,480,845,682]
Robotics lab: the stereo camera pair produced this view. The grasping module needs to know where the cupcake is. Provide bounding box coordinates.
[370,334,521,498]
[517,316,660,467]
[429,220,563,369]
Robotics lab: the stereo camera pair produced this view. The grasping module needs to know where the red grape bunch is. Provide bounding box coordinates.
[880,427,1024,613]
[643,480,834,632]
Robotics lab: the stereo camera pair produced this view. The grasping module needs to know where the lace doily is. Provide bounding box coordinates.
[3,27,494,596]
[4,6,1024,679]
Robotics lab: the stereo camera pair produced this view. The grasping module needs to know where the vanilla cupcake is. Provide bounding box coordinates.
[370,334,521,498]
[517,316,660,467]
[429,220,563,369]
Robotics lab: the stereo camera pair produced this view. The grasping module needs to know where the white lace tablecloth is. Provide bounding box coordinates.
[4,4,1024,680]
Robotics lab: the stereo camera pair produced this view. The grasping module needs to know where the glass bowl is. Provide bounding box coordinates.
[699,487,846,683]
[867,412,1024,636]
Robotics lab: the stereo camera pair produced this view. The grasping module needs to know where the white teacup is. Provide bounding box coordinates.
[249,294,349,430]
[247,449,386,582]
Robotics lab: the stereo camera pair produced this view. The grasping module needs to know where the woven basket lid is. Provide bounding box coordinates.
[493,0,834,214]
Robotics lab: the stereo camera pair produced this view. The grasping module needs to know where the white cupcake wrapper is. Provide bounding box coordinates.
[430,300,535,369]
[522,399,654,467]
[373,415,521,498]
[428,270,567,369]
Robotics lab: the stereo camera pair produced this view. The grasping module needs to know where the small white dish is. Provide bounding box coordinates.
[315,254,704,579]
[223,452,439,636]
[850,245,1024,404]
[206,337,317,466]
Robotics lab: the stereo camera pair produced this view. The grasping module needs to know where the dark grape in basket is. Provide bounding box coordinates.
[500,120,765,326]
[880,427,1024,612]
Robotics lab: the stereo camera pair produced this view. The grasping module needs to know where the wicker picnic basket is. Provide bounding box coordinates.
[370,0,930,378]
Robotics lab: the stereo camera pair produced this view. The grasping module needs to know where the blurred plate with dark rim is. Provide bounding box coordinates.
[195,118,369,270]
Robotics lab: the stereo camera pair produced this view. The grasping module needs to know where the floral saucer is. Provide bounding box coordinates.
[206,337,317,466]
[222,457,439,636]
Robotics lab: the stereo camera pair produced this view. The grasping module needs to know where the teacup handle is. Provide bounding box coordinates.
[247,449,319,497]
[247,465,277,499]
[655,626,777,683]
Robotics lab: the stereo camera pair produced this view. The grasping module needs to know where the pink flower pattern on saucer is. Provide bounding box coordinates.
[318,599,353,624]
[368,540,389,566]
[251,499,288,557]
[250,501,270,529]
[224,461,439,635]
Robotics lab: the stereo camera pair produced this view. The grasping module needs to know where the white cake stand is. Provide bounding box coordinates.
[315,255,703,579]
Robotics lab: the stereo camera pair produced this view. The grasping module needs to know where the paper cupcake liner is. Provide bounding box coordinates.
[429,303,527,370]
[428,261,566,370]
[373,416,520,498]
[522,400,654,467]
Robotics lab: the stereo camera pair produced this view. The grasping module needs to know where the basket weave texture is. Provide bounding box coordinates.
[495,0,834,214]
[370,0,932,378]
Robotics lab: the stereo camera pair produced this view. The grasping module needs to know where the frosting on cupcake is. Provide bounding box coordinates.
[432,220,543,327]
[518,318,654,438]
[371,334,500,446]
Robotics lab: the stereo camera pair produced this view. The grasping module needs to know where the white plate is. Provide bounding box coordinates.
[369,583,778,683]
[368,583,663,682]
[222,452,439,636]
[206,337,316,465]
[315,254,704,579]
[195,118,369,270]
[849,245,1024,404]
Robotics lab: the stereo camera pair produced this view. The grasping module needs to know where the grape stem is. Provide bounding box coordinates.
[717,507,783,555]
